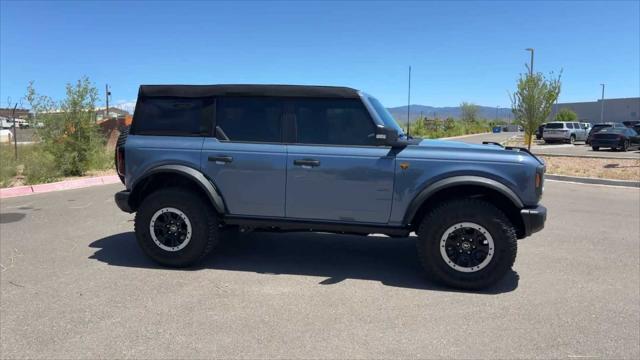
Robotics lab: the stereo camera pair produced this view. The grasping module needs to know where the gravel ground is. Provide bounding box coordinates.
[541,155,640,180]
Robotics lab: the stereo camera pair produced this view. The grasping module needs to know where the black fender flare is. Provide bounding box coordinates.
[131,164,226,214]
[403,175,524,225]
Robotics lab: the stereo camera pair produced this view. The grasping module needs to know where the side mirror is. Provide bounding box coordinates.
[375,126,406,148]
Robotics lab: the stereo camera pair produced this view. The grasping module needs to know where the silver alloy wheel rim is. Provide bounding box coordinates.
[149,207,192,252]
[440,222,495,273]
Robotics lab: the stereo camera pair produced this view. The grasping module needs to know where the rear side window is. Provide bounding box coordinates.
[566,123,574,129]
[132,97,208,136]
[216,97,283,143]
[292,98,376,146]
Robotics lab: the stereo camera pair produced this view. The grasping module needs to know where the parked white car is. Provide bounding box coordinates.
[543,121,588,144]
[0,117,15,129]
[0,129,13,143]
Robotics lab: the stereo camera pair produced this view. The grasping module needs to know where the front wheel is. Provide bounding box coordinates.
[416,199,517,290]
[134,188,219,267]
[569,135,576,144]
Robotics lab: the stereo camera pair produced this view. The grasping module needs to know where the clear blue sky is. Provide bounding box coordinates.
[1,0,639,110]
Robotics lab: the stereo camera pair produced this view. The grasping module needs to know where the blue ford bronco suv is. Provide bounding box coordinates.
[115,85,546,289]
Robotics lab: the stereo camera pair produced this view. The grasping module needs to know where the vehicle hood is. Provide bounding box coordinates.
[399,138,544,166]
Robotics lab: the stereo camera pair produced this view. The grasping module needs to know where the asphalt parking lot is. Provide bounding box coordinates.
[1,182,639,359]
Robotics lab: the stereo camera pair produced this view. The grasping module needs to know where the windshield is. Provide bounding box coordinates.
[546,123,564,129]
[599,128,626,134]
[367,96,405,137]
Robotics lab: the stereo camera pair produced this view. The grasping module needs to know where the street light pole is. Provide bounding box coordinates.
[525,48,534,76]
[600,84,605,123]
[407,66,411,136]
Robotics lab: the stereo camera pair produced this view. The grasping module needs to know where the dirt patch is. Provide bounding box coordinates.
[541,156,640,181]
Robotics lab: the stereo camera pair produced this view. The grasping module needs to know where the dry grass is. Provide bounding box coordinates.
[541,155,640,181]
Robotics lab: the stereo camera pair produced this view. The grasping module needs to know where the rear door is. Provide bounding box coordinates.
[201,97,287,217]
[284,98,395,224]
[574,122,586,140]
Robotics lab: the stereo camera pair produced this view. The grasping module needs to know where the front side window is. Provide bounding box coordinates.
[133,97,207,136]
[293,98,376,146]
[216,97,283,143]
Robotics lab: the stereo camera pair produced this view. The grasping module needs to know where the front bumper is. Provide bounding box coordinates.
[115,190,134,213]
[521,205,547,237]
[591,139,622,148]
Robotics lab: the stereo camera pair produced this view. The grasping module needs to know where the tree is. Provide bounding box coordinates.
[555,107,577,122]
[510,68,561,149]
[412,115,426,136]
[26,77,105,176]
[444,117,455,131]
[460,102,479,124]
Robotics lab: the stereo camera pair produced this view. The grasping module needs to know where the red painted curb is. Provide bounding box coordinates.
[0,175,121,199]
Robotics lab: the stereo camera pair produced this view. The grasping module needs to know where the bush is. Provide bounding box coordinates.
[22,145,62,185]
[0,145,17,187]
[28,77,108,177]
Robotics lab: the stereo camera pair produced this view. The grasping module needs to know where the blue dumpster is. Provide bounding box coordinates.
[492,126,502,133]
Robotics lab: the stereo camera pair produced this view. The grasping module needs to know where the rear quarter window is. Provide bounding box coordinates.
[132,97,209,136]
[546,123,564,129]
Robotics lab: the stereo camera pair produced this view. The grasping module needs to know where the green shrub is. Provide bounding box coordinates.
[22,145,62,185]
[0,144,17,187]
[28,77,108,177]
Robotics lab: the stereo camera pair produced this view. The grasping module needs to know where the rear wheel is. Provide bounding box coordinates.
[416,199,517,290]
[622,140,630,152]
[134,188,218,267]
[592,146,599,151]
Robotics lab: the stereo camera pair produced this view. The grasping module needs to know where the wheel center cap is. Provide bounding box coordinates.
[461,242,471,251]
[169,224,178,232]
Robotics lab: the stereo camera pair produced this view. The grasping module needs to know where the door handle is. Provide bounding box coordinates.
[208,155,233,164]
[293,159,320,167]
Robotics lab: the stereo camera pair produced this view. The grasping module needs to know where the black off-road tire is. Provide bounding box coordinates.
[592,146,599,151]
[134,188,218,267]
[416,198,517,290]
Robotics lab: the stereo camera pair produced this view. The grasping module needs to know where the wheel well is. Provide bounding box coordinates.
[410,185,525,238]
[130,172,216,213]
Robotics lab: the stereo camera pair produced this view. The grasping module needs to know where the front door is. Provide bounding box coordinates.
[201,97,286,217]
[284,98,395,224]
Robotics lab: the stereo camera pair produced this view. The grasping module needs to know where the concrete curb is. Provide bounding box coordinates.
[0,175,121,199]
[440,132,491,140]
[545,174,640,188]
[535,152,640,160]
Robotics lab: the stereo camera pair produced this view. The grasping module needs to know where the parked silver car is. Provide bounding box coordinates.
[543,122,587,144]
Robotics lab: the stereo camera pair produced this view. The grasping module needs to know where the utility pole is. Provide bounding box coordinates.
[600,84,605,123]
[11,103,18,160]
[407,66,411,136]
[105,84,111,121]
[525,48,534,76]
[495,106,500,121]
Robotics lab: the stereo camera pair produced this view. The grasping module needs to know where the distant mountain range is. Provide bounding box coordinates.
[387,104,514,122]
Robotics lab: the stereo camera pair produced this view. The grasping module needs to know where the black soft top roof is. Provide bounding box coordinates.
[138,84,361,99]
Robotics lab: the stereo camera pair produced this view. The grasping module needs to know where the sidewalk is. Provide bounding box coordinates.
[0,175,121,199]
